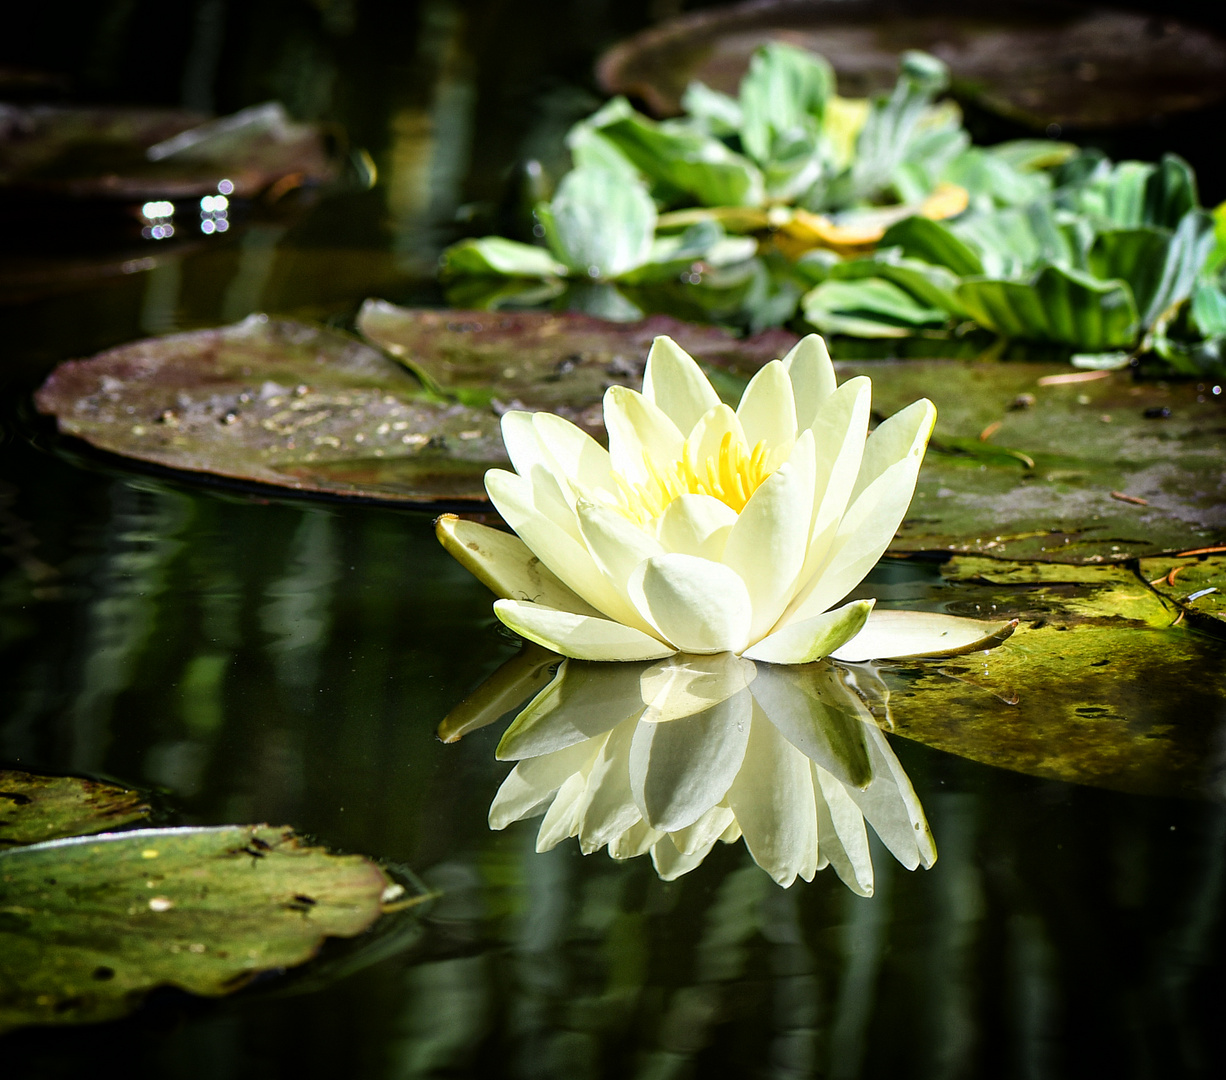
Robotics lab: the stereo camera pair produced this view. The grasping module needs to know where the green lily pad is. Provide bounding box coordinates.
[0,770,152,848]
[872,557,1225,798]
[843,360,1226,562]
[0,824,394,1032]
[1139,552,1226,636]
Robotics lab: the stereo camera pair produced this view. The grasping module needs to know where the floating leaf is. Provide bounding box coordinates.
[439,237,568,280]
[0,770,151,848]
[0,825,393,1032]
[954,265,1138,349]
[537,165,657,278]
[873,556,1226,798]
[842,359,1226,562]
[802,276,948,338]
[1139,553,1226,636]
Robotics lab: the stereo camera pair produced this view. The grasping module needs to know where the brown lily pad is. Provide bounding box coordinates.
[356,300,799,422]
[0,770,151,848]
[0,102,336,201]
[597,0,1226,129]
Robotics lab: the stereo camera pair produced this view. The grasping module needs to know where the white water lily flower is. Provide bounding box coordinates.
[487,653,934,891]
[438,333,1014,664]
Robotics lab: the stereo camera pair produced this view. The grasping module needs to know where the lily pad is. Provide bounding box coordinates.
[0,770,151,848]
[597,2,1226,130]
[0,102,336,201]
[1139,552,1226,636]
[34,315,509,505]
[0,824,393,1032]
[870,557,1226,798]
[841,360,1226,562]
[355,300,798,415]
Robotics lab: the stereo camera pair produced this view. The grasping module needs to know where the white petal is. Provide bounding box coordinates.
[744,599,873,665]
[668,804,736,855]
[843,723,936,870]
[736,359,797,456]
[500,410,549,478]
[653,493,737,561]
[722,430,816,640]
[576,715,643,853]
[488,739,599,830]
[494,599,675,662]
[536,771,589,851]
[609,819,661,860]
[749,663,873,788]
[782,334,837,430]
[651,833,719,880]
[831,609,1017,662]
[684,402,749,470]
[726,703,819,887]
[576,498,663,599]
[436,515,598,615]
[604,385,685,487]
[532,411,616,502]
[496,660,649,760]
[642,336,721,432]
[850,396,937,505]
[639,652,757,724]
[782,398,935,623]
[485,468,642,626]
[628,553,753,654]
[808,376,872,538]
[628,686,752,832]
[812,766,874,896]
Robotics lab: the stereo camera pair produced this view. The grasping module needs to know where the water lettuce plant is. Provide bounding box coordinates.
[437,334,1013,663]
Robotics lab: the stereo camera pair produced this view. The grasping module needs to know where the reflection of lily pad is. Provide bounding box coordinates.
[845,360,1226,563]
[0,825,392,1032]
[355,300,798,416]
[0,770,151,848]
[872,557,1226,798]
[34,315,507,505]
[597,2,1226,129]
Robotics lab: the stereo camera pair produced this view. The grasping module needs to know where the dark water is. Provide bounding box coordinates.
[3,2,1226,1077]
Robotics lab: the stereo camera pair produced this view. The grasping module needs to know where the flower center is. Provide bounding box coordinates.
[615,432,775,524]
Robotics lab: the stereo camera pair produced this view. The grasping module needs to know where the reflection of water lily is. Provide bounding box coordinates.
[439,334,1013,663]
[469,652,931,891]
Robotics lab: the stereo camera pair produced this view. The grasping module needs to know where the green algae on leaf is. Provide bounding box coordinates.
[0,825,393,1033]
[1140,552,1226,637]
[869,557,1226,799]
[0,770,151,848]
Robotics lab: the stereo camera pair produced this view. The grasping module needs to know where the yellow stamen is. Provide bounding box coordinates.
[615,434,777,524]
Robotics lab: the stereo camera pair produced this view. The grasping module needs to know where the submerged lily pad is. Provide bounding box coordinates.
[1139,552,1226,636]
[597,3,1226,129]
[845,360,1226,562]
[0,770,151,848]
[870,557,1226,798]
[0,824,393,1032]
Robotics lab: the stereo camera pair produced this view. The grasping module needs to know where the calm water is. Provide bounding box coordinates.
[3,2,1226,1076]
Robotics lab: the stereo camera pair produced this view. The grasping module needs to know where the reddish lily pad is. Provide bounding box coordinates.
[0,825,395,1032]
[0,770,151,848]
[597,1,1226,129]
[355,300,798,419]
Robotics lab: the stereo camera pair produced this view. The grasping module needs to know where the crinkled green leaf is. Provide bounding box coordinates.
[738,42,832,164]
[538,166,657,279]
[0,825,396,1032]
[954,264,1138,349]
[880,216,985,277]
[439,236,568,280]
[802,277,948,338]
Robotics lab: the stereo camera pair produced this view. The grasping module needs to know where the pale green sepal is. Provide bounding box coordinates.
[493,599,676,662]
[744,599,874,664]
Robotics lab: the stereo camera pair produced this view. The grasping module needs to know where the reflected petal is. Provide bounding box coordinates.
[639,652,757,724]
